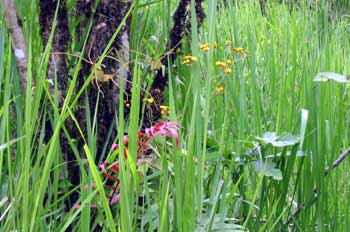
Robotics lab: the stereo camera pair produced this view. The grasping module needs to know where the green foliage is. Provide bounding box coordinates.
[1,0,350,231]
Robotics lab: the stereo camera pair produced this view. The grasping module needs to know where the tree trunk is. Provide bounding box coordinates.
[1,0,30,93]
[142,0,205,128]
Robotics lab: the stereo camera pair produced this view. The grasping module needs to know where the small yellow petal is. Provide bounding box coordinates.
[202,47,209,52]
[200,43,210,50]
[183,55,197,64]
[232,47,244,53]
[143,97,154,104]
[225,68,232,74]
[216,85,224,94]
[160,105,169,110]
[226,59,232,65]
[215,61,226,67]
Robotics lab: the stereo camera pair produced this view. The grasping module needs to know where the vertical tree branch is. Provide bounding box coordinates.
[259,0,267,16]
[39,0,70,100]
[39,0,75,205]
[142,0,205,128]
[109,1,132,114]
[1,0,30,93]
[58,0,133,205]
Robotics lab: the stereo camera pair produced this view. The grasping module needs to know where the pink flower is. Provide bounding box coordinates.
[111,144,118,150]
[74,121,180,211]
[145,122,180,147]
[100,162,107,171]
[109,194,120,205]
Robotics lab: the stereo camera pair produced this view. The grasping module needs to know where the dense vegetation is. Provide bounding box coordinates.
[1,0,350,231]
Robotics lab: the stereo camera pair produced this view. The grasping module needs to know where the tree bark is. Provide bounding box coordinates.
[76,0,132,161]
[39,0,70,100]
[142,0,205,128]
[1,0,30,94]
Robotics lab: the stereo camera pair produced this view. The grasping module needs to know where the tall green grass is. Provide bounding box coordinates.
[1,0,350,231]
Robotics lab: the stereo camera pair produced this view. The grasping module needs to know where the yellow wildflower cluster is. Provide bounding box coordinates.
[200,43,210,52]
[182,55,197,64]
[216,59,232,74]
[216,85,224,94]
[143,97,154,104]
[200,42,218,52]
[160,105,169,115]
[215,61,227,68]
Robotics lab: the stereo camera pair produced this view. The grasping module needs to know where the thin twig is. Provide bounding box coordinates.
[324,147,350,175]
[1,0,30,93]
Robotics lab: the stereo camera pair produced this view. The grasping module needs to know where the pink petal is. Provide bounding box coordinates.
[109,194,120,205]
[166,127,179,146]
[123,135,129,145]
[145,127,152,137]
[111,143,118,150]
[100,162,107,171]
[145,122,179,147]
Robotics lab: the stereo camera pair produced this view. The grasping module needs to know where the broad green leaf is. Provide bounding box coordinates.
[254,132,299,147]
[314,72,350,83]
[254,160,283,180]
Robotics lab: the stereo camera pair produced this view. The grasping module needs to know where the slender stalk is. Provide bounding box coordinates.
[1,0,31,93]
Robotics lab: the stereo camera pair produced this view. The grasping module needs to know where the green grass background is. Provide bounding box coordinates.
[1,0,350,231]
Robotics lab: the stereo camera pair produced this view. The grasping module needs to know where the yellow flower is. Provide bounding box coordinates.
[225,40,232,46]
[224,68,232,74]
[143,97,154,104]
[160,105,169,114]
[200,43,210,52]
[215,61,226,68]
[232,47,244,53]
[183,55,197,64]
[226,59,232,65]
[216,85,224,94]
[213,42,218,48]
[160,105,169,110]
